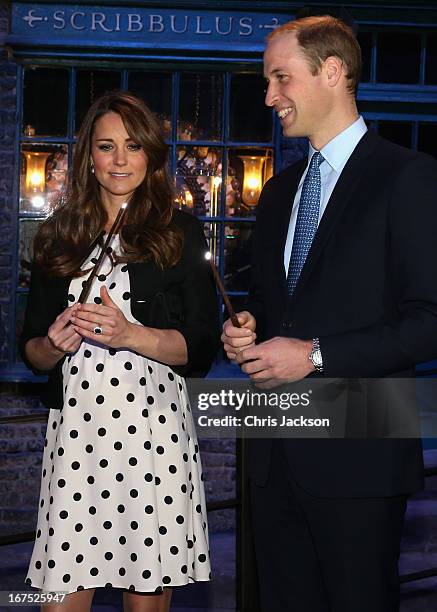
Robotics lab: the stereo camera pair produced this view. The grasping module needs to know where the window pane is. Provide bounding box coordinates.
[224,222,253,292]
[18,219,43,289]
[202,221,221,269]
[178,73,223,141]
[23,67,69,137]
[357,31,372,83]
[20,144,68,214]
[229,294,249,313]
[227,148,273,215]
[359,100,436,117]
[175,146,222,216]
[129,72,172,138]
[230,74,272,142]
[280,137,308,170]
[377,121,412,149]
[75,70,121,133]
[15,292,28,362]
[425,33,437,85]
[418,123,437,158]
[376,32,421,83]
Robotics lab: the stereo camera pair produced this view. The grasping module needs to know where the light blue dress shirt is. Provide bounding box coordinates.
[284,116,368,272]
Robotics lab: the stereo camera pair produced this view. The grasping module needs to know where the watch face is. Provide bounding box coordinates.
[312,349,323,367]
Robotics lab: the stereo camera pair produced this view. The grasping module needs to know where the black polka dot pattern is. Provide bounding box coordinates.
[26,235,210,593]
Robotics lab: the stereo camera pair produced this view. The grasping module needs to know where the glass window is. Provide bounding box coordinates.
[425,32,437,85]
[359,100,436,116]
[376,32,421,84]
[224,222,253,292]
[230,74,273,143]
[178,73,224,141]
[227,148,273,215]
[202,221,221,268]
[357,31,372,83]
[229,294,249,314]
[23,67,69,137]
[176,146,222,216]
[20,143,68,214]
[18,219,43,289]
[418,123,437,158]
[279,137,308,170]
[75,70,121,133]
[15,293,28,362]
[128,72,172,138]
[377,121,413,148]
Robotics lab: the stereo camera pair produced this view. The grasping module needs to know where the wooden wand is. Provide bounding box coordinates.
[205,251,241,328]
[78,202,128,304]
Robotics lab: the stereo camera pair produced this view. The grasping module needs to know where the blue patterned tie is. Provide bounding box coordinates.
[286,151,324,296]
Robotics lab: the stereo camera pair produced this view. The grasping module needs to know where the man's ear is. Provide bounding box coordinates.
[324,56,343,87]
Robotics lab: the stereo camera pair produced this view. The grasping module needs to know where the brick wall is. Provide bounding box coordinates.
[201,438,236,532]
[0,0,16,363]
[0,387,47,536]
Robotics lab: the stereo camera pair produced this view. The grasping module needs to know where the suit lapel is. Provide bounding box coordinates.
[289,130,378,303]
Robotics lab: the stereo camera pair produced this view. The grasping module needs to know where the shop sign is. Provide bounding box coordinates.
[10,3,293,51]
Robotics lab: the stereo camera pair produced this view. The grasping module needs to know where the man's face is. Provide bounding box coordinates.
[263,33,331,139]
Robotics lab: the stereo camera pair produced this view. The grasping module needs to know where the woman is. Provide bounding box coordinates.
[20,91,220,612]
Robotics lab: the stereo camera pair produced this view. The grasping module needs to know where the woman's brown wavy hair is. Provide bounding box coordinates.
[34,90,182,277]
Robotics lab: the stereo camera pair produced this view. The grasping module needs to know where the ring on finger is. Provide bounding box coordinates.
[93,324,103,335]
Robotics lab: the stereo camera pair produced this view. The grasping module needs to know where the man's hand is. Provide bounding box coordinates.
[221,310,257,361]
[236,336,314,388]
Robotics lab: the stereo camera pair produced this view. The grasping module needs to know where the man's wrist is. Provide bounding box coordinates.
[309,337,324,373]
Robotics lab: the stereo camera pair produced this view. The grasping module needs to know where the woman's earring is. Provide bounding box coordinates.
[90,161,95,174]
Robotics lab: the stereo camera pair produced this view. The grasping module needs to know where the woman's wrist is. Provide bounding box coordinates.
[124,321,143,352]
[44,335,66,360]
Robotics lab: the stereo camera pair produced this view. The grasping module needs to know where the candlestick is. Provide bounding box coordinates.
[78,202,128,304]
[205,252,241,328]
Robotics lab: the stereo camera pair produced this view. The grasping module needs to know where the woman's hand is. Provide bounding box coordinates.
[47,303,82,355]
[25,304,82,372]
[71,285,134,349]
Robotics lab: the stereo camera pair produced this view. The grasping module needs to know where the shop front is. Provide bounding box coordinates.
[2,0,437,379]
[1,2,437,608]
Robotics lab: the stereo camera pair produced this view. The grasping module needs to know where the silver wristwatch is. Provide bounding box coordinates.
[309,337,323,373]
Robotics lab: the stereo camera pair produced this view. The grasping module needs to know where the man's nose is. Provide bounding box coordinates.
[264,82,277,108]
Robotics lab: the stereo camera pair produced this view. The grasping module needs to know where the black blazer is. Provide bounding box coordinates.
[247,130,437,496]
[20,210,220,410]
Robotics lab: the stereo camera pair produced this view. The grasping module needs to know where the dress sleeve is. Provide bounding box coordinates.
[171,215,220,378]
[19,263,67,374]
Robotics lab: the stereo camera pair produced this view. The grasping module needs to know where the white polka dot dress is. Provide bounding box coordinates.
[26,237,211,594]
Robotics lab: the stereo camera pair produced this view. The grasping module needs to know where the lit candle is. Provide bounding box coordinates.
[78,202,128,304]
[205,252,241,328]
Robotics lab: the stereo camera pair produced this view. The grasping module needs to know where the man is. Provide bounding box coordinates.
[222,15,437,612]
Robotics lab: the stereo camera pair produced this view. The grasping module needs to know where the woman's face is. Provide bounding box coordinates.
[90,111,148,208]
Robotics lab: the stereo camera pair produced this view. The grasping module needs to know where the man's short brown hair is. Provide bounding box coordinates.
[268,15,362,96]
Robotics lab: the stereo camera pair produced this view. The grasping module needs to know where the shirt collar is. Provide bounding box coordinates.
[308,116,368,172]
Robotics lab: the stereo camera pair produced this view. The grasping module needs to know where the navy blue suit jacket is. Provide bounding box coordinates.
[247,130,437,497]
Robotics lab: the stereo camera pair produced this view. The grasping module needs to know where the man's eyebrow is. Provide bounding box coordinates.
[265,67,288,79]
